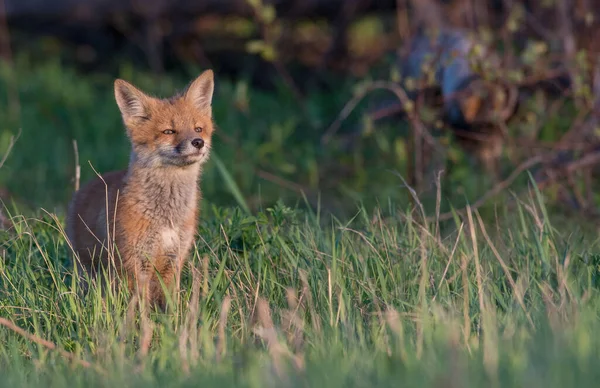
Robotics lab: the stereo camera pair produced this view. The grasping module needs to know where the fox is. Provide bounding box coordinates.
[66,70,215,308]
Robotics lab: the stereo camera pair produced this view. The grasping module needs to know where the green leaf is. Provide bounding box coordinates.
[261,5,276,24]
[212,152,250,214]
[246,40,267,54]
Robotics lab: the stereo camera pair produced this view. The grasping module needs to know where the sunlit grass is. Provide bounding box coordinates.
[1,190,600,386]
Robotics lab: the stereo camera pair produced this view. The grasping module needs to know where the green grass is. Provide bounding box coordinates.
[1,54,600,386]
[2,192,600,387]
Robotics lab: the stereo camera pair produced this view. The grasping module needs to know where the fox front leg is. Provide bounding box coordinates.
[148,255,183,311]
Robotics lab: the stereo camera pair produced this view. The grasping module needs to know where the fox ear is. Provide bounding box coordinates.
[185,70,214,113]
[114,79,151,121]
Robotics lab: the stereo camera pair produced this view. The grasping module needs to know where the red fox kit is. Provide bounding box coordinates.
[66,70,215,307]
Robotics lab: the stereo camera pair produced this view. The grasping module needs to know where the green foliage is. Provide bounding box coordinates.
[245,0,279,62]
[0,56,418,217]
[0,50,587,220]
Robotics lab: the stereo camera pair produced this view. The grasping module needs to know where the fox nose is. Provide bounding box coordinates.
[191,138,204,149]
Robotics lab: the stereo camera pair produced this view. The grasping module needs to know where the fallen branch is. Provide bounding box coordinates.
[536,149,600,189]
[433,153,547,222]
[433,145,600,222]
[0,317,105,374]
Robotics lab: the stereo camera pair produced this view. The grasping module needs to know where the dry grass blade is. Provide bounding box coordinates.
[432,222,464,302]
[434,169,444,240]
[253,298,295,381]
[178,322,190,375]
[461,251,471,351]
[137,296,154,363]
[481,295,499,381]
[0,128,20,170]
[385,308,402,336]
[385,308,410,363]
[188,265,202,364]
[72,139,81,192]
[475,212,534,328]
[0,208,8,231]
[299,270,321,334]
[466,206,485,319]
[217,295,232,363]
[283,288,305,362]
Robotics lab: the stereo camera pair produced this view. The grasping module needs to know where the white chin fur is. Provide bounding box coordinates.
[172,149,210,167]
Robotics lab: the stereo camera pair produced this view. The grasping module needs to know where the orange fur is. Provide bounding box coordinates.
[66,70,216,307]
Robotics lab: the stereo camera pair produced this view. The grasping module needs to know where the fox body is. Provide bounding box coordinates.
[66,70,215,306]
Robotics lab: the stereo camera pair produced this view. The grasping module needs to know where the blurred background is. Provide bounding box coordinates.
[0,0,599,222]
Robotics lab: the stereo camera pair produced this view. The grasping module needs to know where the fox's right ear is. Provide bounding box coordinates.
[114,79,151,121]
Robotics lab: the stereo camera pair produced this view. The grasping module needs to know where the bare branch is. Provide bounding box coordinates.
[0,317,105,374]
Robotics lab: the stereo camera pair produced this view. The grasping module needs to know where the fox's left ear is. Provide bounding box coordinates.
[185,70,214,114]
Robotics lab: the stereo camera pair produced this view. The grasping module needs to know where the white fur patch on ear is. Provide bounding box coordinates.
[185,70,214,113]
[114,79,151,120]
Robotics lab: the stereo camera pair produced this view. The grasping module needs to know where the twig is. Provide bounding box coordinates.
[321,81,442,154]
[434,140,600,223]
[537,149,600,186]
[525,9,558,43]
[0,317,105,373]
[474,212,534,328]
[368,103,406,121]
[557,0,577,92]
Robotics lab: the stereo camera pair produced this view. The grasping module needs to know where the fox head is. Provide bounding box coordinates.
[114,70,215,169]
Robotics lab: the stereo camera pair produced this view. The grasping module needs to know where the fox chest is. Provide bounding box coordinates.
[156,224,195,258]
[118,183,198,260]
[160,227,184,253]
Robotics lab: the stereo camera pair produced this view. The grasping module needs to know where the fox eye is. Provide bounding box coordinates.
[194,127,203,133]
[163,129,175,135]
